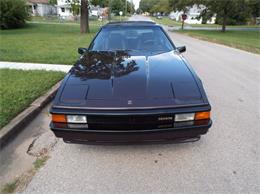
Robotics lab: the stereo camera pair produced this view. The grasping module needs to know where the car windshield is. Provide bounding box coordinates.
[89,26,174,54]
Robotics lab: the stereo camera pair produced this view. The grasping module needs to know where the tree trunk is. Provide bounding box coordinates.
[108,0,112,21]
[80,0,89,34]
[125,0,127,16]
[221,15,226,32]
[181,20,184,30]
[221,9,227,32]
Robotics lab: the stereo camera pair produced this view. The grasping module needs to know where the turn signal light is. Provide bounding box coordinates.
[195,111,210,120]
[51,114,67,123]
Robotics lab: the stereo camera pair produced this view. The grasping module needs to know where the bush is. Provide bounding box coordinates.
[0,0,30,29]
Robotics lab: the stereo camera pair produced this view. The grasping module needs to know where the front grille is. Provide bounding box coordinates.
[87,114,174,130]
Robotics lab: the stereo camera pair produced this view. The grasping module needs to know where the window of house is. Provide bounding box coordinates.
[61,8,65,12]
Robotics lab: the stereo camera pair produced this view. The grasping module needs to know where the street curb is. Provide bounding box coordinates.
[0,81,62,149]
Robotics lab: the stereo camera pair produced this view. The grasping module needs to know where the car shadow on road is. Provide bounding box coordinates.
[71,136,206,153]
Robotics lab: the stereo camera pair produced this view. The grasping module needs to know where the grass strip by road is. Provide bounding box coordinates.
[0,69,65,128]
[1,155,50,193]
[152,17,182,26]
[177,30,260,54]
[33,156,49,170]
[152,17,259,28]
[0,23,99,65]
[1,179,18,193]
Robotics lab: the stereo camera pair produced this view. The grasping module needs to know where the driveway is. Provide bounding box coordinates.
[23,15,260,193]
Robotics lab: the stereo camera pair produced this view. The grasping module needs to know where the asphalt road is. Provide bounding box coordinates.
[24,15,260,193]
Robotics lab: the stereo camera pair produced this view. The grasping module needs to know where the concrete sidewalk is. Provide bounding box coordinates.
[0,61,71,72]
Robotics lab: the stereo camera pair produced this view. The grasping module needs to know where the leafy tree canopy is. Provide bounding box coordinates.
[150,0,171,14]
[110,0,134,15]
[49,0,57,5]
[196,0,252,31]
[139,0,157,13]
[0,0,30,29]
[90,0,109,7]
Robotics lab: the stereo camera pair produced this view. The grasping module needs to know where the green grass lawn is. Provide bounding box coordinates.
[0,69,65,128]
[177,30,260,54]
[152,17,260,53]
[0,23,99,64]
[152,17,259,28]
[153,17,220,27]
[152,17,182,26]
[31,16,129,24]
[31,16,107,26]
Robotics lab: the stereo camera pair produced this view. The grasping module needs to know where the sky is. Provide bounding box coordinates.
[132,0,140,10]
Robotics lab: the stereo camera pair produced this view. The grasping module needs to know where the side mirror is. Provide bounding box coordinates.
[176,46,186,53]
[78,47,88,55]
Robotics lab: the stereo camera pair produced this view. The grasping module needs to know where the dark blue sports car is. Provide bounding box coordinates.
[50,21,212,144]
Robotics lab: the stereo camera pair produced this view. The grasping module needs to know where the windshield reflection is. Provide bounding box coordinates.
[71,51,139,80]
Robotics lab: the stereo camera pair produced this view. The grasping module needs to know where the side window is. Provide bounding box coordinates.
[155,28,173,51]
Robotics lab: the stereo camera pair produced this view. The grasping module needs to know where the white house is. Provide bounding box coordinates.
[27,0,56,16]
[56,0,105,19]
[169,4,216,24]
[56,0,74,18]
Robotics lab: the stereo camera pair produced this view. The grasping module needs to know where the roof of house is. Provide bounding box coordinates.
[27,0,49,4]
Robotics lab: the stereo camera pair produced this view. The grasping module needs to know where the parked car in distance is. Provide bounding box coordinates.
[50,21,212,144]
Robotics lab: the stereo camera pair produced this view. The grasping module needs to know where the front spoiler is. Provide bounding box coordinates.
[50,120,212,144]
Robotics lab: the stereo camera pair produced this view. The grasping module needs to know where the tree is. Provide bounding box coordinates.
[90,0,109,7]
[0,0,30,29]
[139,0,157,13]
[111,0,124,15]
[136,8,142,14]
[70,0,80,16]
[169,0,195,30]
[150,0,171,14]
[49,0,57,5]
[80,0,89,33]
[247,0,260,24]
[198,0,251,32]
[108,0,112,20]
[127,1,135,14]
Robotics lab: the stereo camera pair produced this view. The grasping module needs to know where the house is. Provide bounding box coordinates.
[56,0,105,19]
[169,4,216,25]
[27,0,57,16]
[56,0,74,18]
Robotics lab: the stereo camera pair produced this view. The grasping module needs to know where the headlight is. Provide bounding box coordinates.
[174,111,211,122]
[67,115,87,123]
[175,113,195,122]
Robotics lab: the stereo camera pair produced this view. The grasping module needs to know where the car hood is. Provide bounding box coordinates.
[56,50,205,109]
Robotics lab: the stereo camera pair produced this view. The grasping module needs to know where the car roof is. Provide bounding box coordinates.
[104,21,157,27]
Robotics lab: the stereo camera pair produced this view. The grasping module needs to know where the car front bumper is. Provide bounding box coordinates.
[50,119,212,144]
